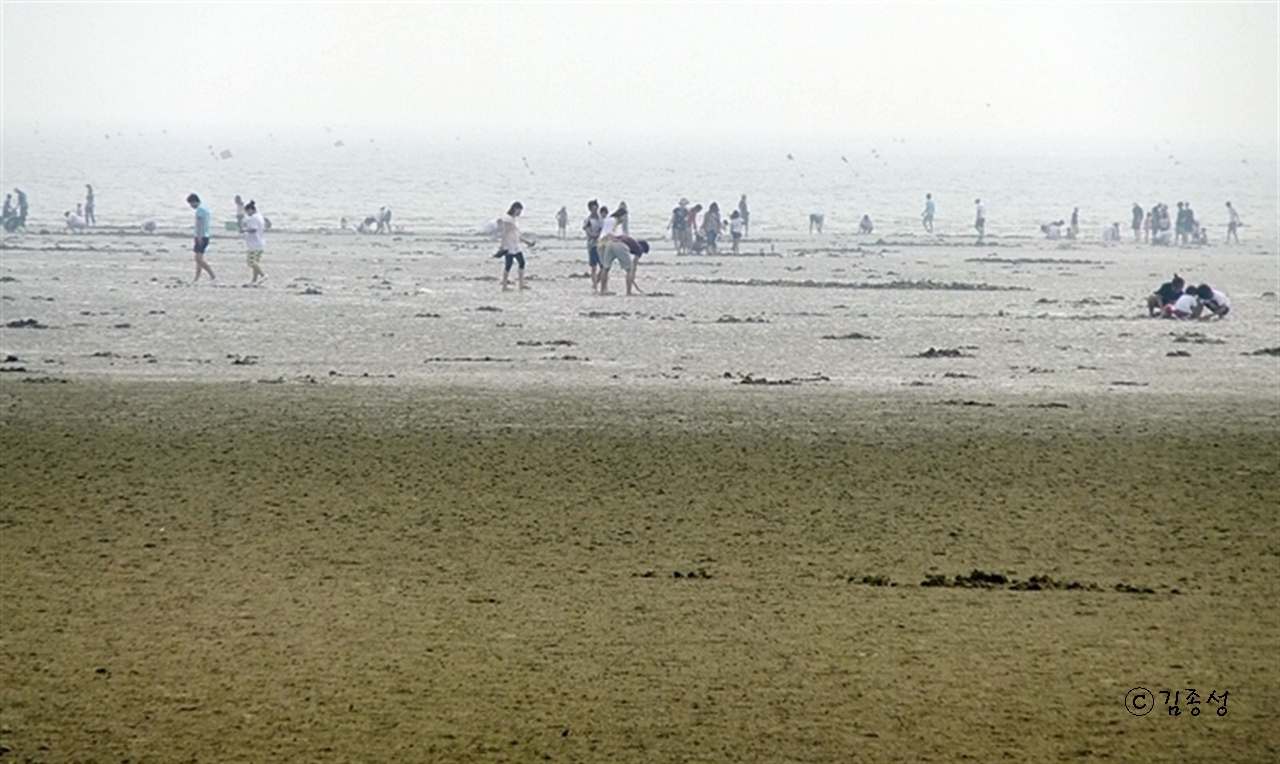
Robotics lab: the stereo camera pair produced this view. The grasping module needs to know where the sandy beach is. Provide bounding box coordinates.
[1,378,1277,763]
[2,216,1278,763]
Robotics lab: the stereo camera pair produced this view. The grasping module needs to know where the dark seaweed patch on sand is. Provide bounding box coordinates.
[915,348,973,358]
[965,257,1108,265]
[723,371,829,386]
[821,332,877,340]
[6,318,48,329]
[675,278,1027,292]
[917,570,1169,594]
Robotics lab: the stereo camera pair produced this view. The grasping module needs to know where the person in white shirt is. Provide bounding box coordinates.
[974,198,987,238]
[64,211,87,232]
[1193,283,1231,318]
[495,201,535,291]
[729,210,745,254]
[1164,288,1199,319]
[1226,202,1242,244]
[242,200,267,284]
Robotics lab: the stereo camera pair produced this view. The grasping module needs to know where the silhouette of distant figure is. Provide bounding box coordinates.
[555,206,568,238]
[84,184,96,226]
[13,188,28,230]
[584,199,603,291]
[701,202,723,254]
[616,201,629,235]
[859,214,873,234]
[729,209,745,254]
[808,213,824,234]
[376,206,392,233]
[974,198,986,239]
[738,194,750,237]
[1226,201,1242,243]
[1131,203,1143,241]
[921,193,935,233]
[2,194,14,232]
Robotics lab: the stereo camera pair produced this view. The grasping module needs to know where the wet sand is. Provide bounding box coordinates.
[2,380,1277,762]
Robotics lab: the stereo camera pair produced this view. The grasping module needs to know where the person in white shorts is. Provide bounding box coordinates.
[242,200,266,284]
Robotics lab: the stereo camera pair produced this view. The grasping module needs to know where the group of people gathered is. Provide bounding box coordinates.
[666,195,749,256]
[2,188,30,232]
[1147,273,1230,319]
[494,198,651,295]
[1128,201,1243,246]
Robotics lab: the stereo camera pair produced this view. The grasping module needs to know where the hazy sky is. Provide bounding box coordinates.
[3,2,1277,148]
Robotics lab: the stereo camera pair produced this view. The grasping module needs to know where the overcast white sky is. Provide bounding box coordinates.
[3,2,1277,148]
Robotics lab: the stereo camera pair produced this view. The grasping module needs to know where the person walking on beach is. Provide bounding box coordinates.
[234,195,247,231]
[242,199,266,285]
[1226,202,1242,243]
[555,206,568,239]
[583,199,603,292]
[738,194,750,237]
[922,193,935,233]
[1069,207,1080,239]
[84,185,96,226]
[974,198,986,239]
[1,194,13,231]
[1131,203,1143,241]
[186,193,216,282]
[495,201,535,292]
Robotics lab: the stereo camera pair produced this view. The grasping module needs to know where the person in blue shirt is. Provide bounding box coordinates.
[186,193,216,282]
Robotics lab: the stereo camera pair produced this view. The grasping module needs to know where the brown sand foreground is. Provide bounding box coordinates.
[1,381,1277,763]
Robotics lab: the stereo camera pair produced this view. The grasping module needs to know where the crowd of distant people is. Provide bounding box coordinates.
[665,195,750,256]
[0,183,1247,317]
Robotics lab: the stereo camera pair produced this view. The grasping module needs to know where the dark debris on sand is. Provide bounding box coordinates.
[725,371,830,386]
[915,347,972,359]
[913,569,1169,594]
[676,277,1028,292]
[6,318,48,329]
[821,332,878,341]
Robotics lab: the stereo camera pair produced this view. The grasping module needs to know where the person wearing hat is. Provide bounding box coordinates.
[242,199,267,284]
